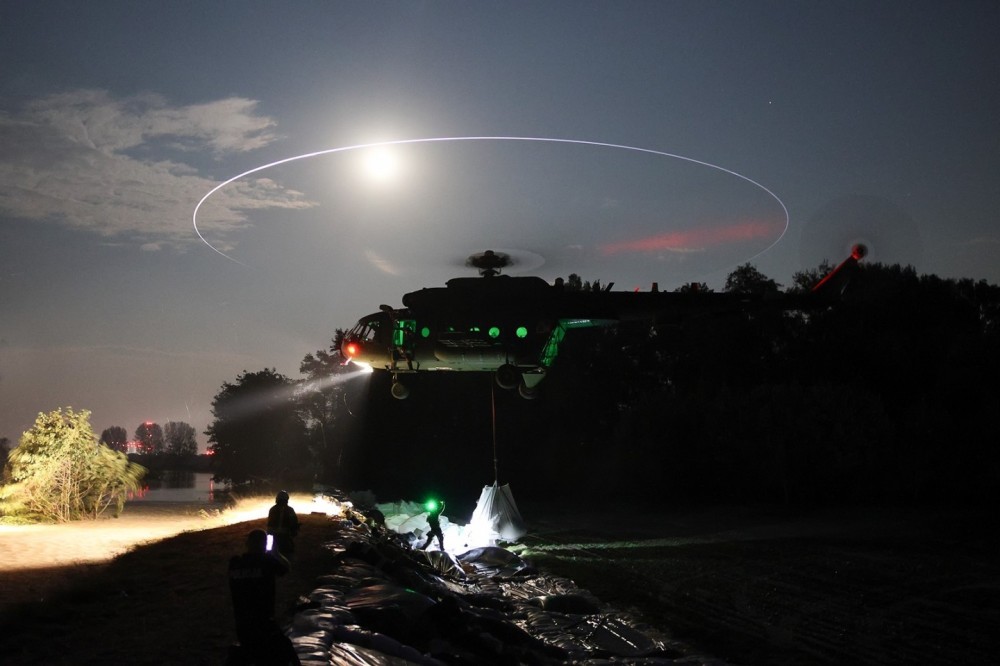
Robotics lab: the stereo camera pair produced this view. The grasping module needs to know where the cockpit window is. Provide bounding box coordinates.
[349,316,382,342]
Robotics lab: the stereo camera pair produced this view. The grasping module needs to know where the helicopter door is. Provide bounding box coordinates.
[391,318,417,369]
[434,327,507,367]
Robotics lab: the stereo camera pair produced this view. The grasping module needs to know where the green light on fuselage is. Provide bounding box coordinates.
[421,327,430,338]
[540,322,567,367]
[516,326,528,338]
[394,320,416,347]
[488,326,500,338]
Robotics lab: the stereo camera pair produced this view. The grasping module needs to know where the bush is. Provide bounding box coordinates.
[0,408,146,522]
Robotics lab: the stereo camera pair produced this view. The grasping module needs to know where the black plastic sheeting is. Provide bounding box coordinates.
[287,511,728,665]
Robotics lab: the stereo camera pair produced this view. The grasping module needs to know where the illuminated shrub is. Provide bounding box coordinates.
[0,408,146,522]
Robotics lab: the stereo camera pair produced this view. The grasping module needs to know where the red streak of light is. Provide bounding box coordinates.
[600,219,783,256]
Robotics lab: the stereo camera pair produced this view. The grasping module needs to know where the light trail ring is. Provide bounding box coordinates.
[193,136,789,266]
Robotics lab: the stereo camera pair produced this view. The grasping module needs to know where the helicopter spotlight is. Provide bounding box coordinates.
[342,246,866,399]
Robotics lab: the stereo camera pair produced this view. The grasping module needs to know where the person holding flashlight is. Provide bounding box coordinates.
[267,490,300,556]
[420,498,446,551]
[227,529,298,665]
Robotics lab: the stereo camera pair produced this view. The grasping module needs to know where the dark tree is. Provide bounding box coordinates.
[100,426,129,453]
[674,282,712,293]
[134,422,164,455]
[336,258,1000,507]
[724,263,781,295]
[163,421,198,456]
[298,333,368,486]
[206,369,309,487]
[790,260,834,293]
[0,436,10,472]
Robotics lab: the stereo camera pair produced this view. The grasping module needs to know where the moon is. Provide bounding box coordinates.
[362,147,398,182]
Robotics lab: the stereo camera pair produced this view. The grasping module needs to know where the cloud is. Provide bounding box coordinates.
[21,90,279,155]
[364,249,401,276]
[0,90,315,245]
[960,235,1000,247]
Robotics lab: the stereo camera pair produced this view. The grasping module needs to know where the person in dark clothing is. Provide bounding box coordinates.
[420,499,446,551]
[227,529,299,665]
[367,507,386,530]
[267,490,300,556]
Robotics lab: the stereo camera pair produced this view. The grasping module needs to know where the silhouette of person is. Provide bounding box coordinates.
[227,529,300,665]
[368,507,386,530]
[420,499,446,551]
[267,490,300,556]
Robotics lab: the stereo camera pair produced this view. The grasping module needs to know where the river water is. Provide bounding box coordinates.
[128,470,218,503]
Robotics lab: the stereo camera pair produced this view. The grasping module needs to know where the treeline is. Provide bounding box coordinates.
[346,263,1000,507]
[99,421,199,456]
[97,421,203,472]
[205,261,999,508]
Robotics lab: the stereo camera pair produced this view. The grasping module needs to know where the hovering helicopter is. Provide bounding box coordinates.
[342,246,867,399]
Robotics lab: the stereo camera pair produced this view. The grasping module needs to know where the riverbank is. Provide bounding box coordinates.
[2,501,998,664]
[0,503,340,665]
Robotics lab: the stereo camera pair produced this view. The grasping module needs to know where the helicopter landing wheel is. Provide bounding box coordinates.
[518,382,539,400]
[391,379,410,400]
[495,363,520,390]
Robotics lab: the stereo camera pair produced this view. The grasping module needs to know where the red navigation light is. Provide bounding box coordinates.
[344,342,360,358]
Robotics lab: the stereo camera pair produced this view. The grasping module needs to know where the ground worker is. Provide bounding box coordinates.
[267,490,300,555]
[227,529,299,665]
[420,499,446,551]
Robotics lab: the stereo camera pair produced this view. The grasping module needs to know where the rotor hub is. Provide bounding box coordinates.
[466,249,513,277]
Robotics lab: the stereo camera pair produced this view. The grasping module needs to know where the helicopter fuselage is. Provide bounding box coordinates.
[341,245,865,399]
[343,275,615,396]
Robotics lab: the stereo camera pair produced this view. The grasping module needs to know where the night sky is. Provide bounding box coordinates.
[1,1,997,447]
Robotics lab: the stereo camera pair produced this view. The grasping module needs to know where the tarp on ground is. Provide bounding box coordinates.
[468,482,526,544]
[289,499,725,666]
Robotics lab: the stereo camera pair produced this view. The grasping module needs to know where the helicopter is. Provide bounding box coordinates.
[342,246,867,399]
